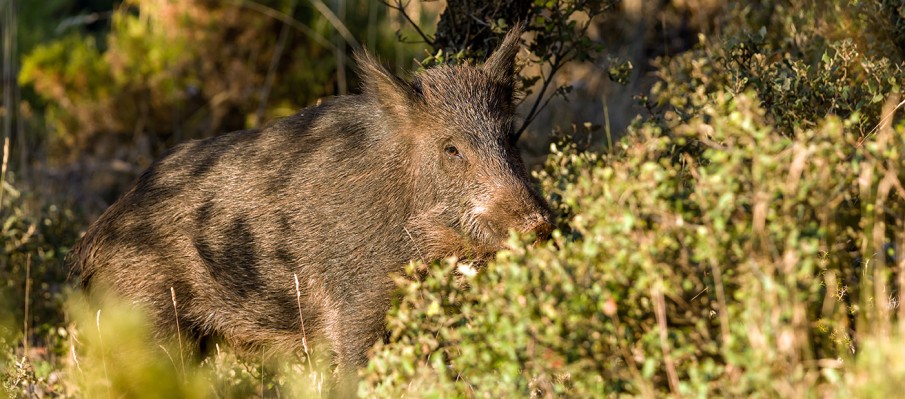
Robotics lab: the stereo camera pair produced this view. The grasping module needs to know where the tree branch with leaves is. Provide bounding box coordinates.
[386,0,617,140]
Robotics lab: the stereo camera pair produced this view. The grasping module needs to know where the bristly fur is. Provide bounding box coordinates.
[67,25,551,398]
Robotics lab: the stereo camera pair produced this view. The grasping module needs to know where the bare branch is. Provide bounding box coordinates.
[515,49,570,140]
[514,14,600,140]
[381,0,435,46]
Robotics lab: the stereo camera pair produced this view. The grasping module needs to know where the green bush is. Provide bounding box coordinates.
[0,176,80,397]
[364,88,905,396]
[652,1,902,135]
[362,1,905,391]
[0,173,80,340]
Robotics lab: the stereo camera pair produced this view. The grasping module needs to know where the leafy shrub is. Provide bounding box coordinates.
[652,1,902,135]
[363,2,905,389]
[0,173,80,340]
[0,175,80,397]
[364,87,905,396]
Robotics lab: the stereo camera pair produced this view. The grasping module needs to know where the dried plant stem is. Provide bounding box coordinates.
[603,92,613,153]
[170,287,187,379]
[227,0,336,52]
[652,281,682,398]
[22,253,30,355]
[294,273,314,370]
[710,259,731,346]
[308,0,361,50]
[2,0,13,176]
[899,228,905,335]
[159,345,179,374]
[859,97,905,146]
[0,136,8,207]
[70,333,82,372]
[96,310,111,399]
[403,226,427,264]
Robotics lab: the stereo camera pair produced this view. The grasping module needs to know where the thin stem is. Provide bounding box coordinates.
[228,0,337,52]
[294,273,314,370]
[515,8,604,140]
[515,54,566,140]
[96,310,112,399]
[381,0,434,46]
[170,287,187,380]
[653,281,682,398]
[23,254,31,356]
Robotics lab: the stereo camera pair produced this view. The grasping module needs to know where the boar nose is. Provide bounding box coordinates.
[523,213,553,242]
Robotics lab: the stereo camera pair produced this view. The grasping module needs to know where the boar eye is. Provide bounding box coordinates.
[444,145,462,159]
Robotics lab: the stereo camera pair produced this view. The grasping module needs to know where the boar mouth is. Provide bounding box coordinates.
[405,206,507,263]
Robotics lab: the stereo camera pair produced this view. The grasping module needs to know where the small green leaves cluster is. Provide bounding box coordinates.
[652,1,902,136]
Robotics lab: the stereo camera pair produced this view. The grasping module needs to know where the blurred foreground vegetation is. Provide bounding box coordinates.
[3,0,905,397]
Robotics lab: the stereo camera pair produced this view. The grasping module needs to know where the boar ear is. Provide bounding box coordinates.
[354,49,418,117]
[482,22,524,84]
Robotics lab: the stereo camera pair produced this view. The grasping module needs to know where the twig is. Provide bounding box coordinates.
[170,287,187,380]
[858,97,905,147]
[381,0,434,45]
[403,226,427,265]
[652,282,682,398]
[515,55,567,140]
[710,257,731,348]
[516,10,604,140]
[54,11,114,33]
[689,286,708,302]
[899,228,905,335]
[603,91,613,152]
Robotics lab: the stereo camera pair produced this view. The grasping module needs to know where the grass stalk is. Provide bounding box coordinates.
[170,287,187,379]
[96,310,111,399]
[22,253,30,356]
[294,273,314,370]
